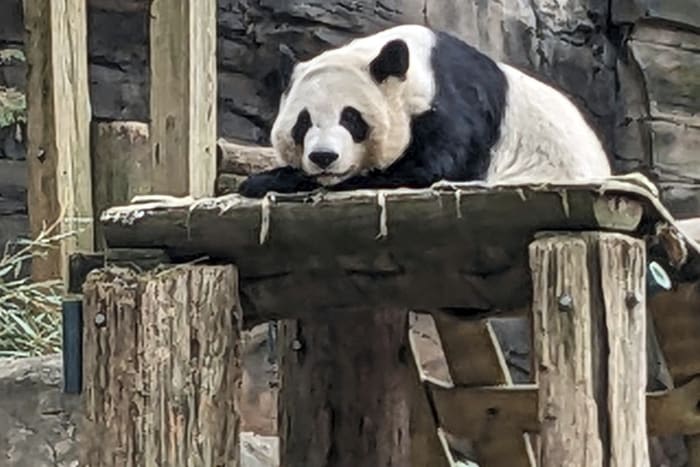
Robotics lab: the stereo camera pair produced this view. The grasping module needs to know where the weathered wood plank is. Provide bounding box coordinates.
[99,183,669,322]
[150,0,217,197]
[24,0,94,281]
[81,268,145,466]
[599,234,649,467]
[216,139,279,175]
[408,312,452,466]
[431,313,535,466]
[80,266,241,466]
[530,233,649,467]
[277,310,411,467]
[429,381,700,439]
[141,266,241,466]
[91,121,152,248]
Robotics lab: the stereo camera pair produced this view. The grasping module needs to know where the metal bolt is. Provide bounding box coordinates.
[94,313,106,327]
[291,339,303,351]
[625,292,640,310]
[558,294,573,312]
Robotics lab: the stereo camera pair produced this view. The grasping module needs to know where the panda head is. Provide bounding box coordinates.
[270,39,414,186]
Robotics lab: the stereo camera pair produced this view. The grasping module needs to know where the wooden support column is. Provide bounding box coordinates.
[529,233,649,467]
[277,310,412,467]
[24,0,94,281]
[81,265,241,466]
[150,0,217,197]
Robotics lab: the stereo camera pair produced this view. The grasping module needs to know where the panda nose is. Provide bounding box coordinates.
[309,151,339,169]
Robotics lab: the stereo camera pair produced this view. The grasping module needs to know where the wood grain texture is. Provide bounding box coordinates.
[277,310,411,467]
[99,183,672,323]
[24,0,94,281]
[141,266,241,467]
[216,139,279,175]
[599,234,649,467]
[80,266,241,467]
[431,313,535,467]
[81,268,145,466]
[530,233,650,467]
[150,0,217,197]
[408,312,453,467]
[91,121,151,248]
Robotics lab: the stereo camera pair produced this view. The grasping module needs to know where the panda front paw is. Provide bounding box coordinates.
[238,167,320,198]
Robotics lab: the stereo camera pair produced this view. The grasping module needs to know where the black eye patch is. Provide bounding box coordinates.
[292,109,312,145]
[339,106,369,143]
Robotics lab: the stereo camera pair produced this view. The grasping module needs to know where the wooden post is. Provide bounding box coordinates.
[81,265,241,466]
[91,121,151,248]
[24,0,94,281]
[529,233,649,467]
[277,310,412,467]
[150,0,217,197]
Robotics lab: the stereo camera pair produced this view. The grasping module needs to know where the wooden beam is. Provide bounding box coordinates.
[81,266,241,466]
[428,377,700,439]
[530,233,649,467]
[217,139,279,175]
[24,0,94,281]
[99,184,664,322]
[150,0,217,197]
[408,312,453,466]
[431,313,535,466]
[277,310,412,467]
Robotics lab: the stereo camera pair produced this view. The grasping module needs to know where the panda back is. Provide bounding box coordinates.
[487,64,612,183]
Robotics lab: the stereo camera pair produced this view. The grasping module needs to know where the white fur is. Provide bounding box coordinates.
[271,25,437,183]
[487,64,611,182]
[271,24,611,186]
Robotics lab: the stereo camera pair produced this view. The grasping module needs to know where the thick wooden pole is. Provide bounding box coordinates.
[24,0,94,281]
[150,0,217,197]
[81,266,241,466]
[278,310,412,467]
[529,233,649,467]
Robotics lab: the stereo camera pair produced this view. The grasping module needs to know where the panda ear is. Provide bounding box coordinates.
[278,44,298,92]
[369,39,410,83]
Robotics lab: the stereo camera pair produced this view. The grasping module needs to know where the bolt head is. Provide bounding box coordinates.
[558,294,573,312]
[94,313,106,327]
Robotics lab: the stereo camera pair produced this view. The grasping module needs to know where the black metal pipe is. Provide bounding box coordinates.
[62,299,83,394]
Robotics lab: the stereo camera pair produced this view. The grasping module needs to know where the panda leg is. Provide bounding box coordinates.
[238,167,320,198]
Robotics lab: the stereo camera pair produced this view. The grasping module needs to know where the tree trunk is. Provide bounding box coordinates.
[81,265,242,467]
[277,310,411,467]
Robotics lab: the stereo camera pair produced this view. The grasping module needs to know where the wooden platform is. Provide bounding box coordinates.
[99,176,700,324]
[80,175,700,466]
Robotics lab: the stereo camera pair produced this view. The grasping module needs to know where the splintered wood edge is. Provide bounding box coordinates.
[104,177,655,221]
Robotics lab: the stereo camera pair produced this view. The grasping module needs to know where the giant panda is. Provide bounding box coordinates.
[238,24,611,198]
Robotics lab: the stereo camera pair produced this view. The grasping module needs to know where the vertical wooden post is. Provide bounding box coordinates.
[81,266,241,466]
[91,121,151,248]
[24,0,94,281]
[277,310,412,467]
[150,0,217,197]
[529,233,649,467]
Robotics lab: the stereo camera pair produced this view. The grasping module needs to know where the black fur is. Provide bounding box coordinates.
[340,106,370,142]
[292,109,312,145]
[369,39,410,83]
[239,30,508,198]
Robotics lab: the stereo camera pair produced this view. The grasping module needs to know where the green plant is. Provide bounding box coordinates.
[0,217,73,357]
[0,86,26,128]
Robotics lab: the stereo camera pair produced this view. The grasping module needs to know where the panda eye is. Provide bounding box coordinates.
[340,106,369,143]
[292,109,312,145]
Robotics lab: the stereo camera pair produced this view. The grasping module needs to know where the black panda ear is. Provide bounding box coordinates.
[369,39,410,84]
[278,44,298,92]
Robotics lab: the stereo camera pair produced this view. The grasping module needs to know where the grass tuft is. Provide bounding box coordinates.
[0,216,73,357]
